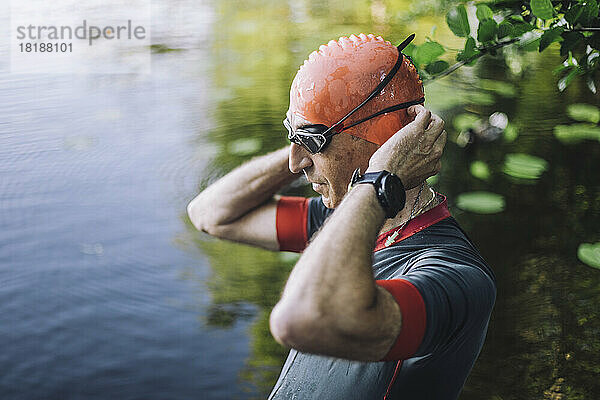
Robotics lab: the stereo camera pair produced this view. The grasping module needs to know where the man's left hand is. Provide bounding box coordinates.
[366,105,446,189]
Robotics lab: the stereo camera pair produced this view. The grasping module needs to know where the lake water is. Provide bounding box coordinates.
[1,1,599,399]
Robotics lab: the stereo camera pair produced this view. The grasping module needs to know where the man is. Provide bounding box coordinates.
[188,33,496,399]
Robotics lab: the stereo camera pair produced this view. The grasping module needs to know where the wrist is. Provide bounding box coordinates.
[349,169,406,218]
[365,164,408,184]
[348,184,387,219]
[365,163,385,174]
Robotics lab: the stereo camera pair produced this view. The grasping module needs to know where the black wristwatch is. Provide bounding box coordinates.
[350,168,406,218]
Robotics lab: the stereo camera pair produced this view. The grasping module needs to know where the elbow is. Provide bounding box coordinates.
[187,197,215,233]
[269,304,293,347]
[187,198,204,231]
[269,302,319,349]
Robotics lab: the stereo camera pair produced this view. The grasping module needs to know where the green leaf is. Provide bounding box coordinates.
[590,32,600,51]
[580,0,599,26]
[560,31,584,57]
[402,43,417,60]
[477,19,498,43]
[470,161,491,180]
[567,103,600,123]
[539,27,564,52]
[447,5,470,38]
[498,21,514,39]
[519,31,543,52]
[553,123,600,143]
[558,67,583,91]
[502,153,549,180]
[553,63,571,75]
[457,37,478,62]
[476,4,494,21]
[578,242,600,269]
[587,76,597,94]
[413,41,445,65]
[508,15,525,23]
[564,4,584,25]
[456,191,506,214]
[425,60,450,75]
[530,0,554,19]
[511,21,534,37]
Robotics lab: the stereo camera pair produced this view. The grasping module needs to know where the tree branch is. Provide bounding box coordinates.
[567,27,600,32]
[424,38,519,84]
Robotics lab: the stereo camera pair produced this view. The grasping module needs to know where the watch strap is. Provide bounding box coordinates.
[350,168,385,187]
[350,168,404,218]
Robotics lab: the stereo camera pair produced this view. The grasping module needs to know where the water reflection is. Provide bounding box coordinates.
[187,0,600,398]
[187,235,298,395]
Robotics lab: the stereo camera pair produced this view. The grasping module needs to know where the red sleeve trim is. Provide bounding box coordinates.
[276,196,309,253]
[376,279,426,361]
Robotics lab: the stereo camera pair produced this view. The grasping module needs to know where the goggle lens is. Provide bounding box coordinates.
[284,119,328,154]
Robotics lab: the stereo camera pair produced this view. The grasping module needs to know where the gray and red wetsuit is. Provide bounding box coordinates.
[268,195,496,400]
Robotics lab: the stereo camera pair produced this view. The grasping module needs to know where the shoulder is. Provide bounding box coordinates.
[374,218,497,320]
[375,217,495,281]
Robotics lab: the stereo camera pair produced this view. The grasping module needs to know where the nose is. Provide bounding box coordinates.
[288,143,313,174]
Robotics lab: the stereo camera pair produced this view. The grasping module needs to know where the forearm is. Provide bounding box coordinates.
[187,146,296,231]
[275,185,386,323]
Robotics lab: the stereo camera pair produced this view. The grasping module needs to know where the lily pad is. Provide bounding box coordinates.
[503,124,518,142]
[554,123,600,144]
[578,242,600,269]
[479,79,517,97]
[228,138,262,155]
[465,91,496,105]
[453,113,479,131]
[503,153,548,180]
[470,161,491,180]
[456,191,505,214]
[566,103,600,123]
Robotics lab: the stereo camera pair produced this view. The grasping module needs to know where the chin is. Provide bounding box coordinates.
[316,185,341,209]
[321,195,342,209]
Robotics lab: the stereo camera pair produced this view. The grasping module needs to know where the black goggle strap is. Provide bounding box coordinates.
[322,33,416,138]
[340,97,425,131]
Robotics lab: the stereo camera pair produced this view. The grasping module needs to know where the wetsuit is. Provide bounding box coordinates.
[268,195,496,400]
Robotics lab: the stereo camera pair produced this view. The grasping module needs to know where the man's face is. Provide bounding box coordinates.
[286,111,378,208]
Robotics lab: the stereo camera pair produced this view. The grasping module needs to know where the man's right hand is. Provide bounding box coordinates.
[366,105,446,190]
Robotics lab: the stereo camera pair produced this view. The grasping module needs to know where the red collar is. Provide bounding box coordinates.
[374,194,451,252]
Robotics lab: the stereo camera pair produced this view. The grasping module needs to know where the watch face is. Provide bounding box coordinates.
[382,174,403,213]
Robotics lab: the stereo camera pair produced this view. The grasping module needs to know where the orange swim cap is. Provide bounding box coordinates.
[289,33,424,146]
